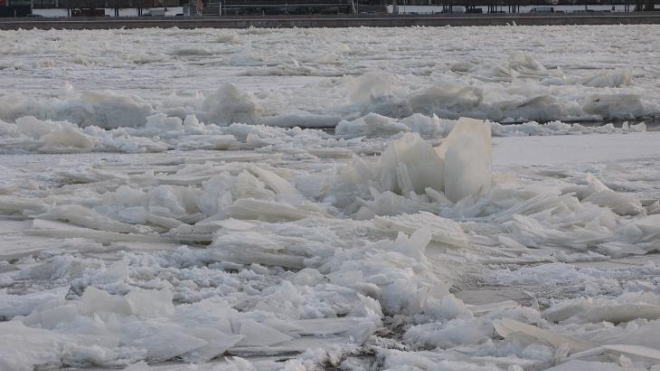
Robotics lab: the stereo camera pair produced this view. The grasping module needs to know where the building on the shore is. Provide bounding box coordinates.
[7,0,179,10]
[1,0,657,15]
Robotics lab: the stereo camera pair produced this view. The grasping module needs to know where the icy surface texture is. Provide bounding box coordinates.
[340,117,492,204]
[1,25,660,371]
[436,117,492,202]
[1,26,659,154]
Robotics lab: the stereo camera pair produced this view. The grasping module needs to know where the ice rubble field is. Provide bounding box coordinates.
[1,24,660,371]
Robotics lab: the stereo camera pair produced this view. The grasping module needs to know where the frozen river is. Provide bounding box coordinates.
[1,25,660,371]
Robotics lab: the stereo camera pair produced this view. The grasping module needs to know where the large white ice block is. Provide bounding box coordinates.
[436,117,492,202]
[340,132,444,196]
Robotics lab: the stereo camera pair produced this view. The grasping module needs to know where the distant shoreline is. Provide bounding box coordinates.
[2,12,660,30]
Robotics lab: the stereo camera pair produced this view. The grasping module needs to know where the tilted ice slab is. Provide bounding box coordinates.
[374,212,469,248]
[494,318,592,354]
[341,117,492,205]
[543,292,660,325]
[435,117,491,203]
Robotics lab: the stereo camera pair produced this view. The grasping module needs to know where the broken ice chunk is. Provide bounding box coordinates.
[392,228,432,262]
[179,328,243,363]
[339,117,491,204]
[542,298,591,323]
[583,174,643,216]
[41,126,95,151]
[26,218,171,245]
[38,205,139,233]
[0,320,120,370]
[493,318,591,354]
[227,199,312,221]
[596,242,646,258]
[23,303,78,330]
[567,344,660,365]
[633,214,660,243]
[79,287,131,316]
[235,319,294,347]
[0,288,66,321]
[176,134,236,151]
[340,132,443,196]
[288,318,377,341]
[374,211,469,248]
[200,83,263,126]
[129,327,208,363]
[569,303,660,325]
[581,68,632,88]
[0,196,49,216]
[248,164,303,202]
[125,287,174,318]
[583,94,644,119]
[408,85,483,118]
[213,231,283,251]
[435,117,491,203]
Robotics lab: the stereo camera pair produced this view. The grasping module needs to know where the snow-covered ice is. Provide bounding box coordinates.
[1,25,660,371]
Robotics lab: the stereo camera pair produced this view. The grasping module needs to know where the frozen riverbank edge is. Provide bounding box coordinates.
[3,12,660,30]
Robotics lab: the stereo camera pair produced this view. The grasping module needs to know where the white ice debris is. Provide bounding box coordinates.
[340,117,492,203]
[581,68,633,88]
[582,174,643,216]
[583,94,645,120]
[567,344,660,365]
[374,211,469,247]
[409,85,484,119]
[493,318,592,354]
[0,112,648,155]
[435,117,492,202]
[1,25,660,371]
[200,84,263,126]
[340,132,444,195]
[543,292,660,325]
